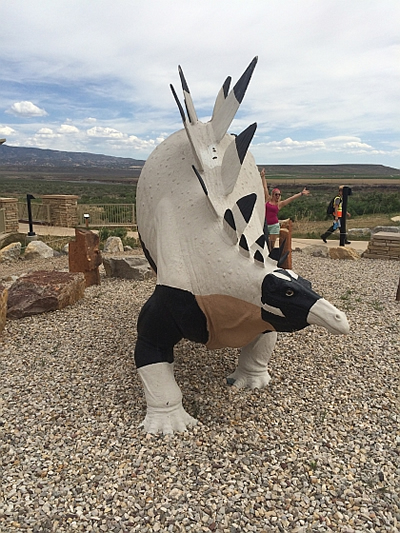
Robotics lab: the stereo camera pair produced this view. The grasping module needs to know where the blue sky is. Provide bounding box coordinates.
[1,0,400,169]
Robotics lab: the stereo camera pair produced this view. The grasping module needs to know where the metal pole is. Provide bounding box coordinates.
[339,186,352,246]
[27,194,36,236]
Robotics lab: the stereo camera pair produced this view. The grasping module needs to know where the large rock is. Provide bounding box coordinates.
[103,236,124,253]
[371,226,400,234]
[0,242,21,263]
[24,240,55,260]
[329,247,360,260]
[103,256,154,280]
[7,271,85,319]
[302,245,329,258]
[0,284,7,334]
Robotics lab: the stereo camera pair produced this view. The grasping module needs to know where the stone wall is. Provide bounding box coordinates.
[0,198,19,233]
[363,232,400,260]
[41,195,79,227]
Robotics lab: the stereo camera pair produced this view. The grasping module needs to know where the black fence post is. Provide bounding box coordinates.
[27,194,36,236]
[339,186,352,246]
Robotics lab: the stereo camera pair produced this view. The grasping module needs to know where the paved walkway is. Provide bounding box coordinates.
[17,223,369,252]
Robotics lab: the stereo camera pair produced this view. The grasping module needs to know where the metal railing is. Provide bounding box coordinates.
[18,202,51,224]
[77,204,136,227]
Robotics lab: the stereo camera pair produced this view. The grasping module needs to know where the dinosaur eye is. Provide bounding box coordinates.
[286,288,294,297]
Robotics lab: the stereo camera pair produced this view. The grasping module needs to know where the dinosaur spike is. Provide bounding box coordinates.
[254,250,265,264]
[211,57,258,142]
[236,123,257,164]
[233,56,258,103]
[256,235,265,249]
[192,165,208,196]
[178,66,198,124]
[236,193,256,223]
[239,234,249,251]
[223,209,238,244]
[211,76,231,120]
[170,84,186,123]
[223,209,236,230]
[220,123,257,195]
[238,234,250,257]
[277,251,290,268]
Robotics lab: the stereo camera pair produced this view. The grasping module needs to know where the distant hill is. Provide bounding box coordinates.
[258,164,400,177]
[0,145,145,169]
[0,145,399,180]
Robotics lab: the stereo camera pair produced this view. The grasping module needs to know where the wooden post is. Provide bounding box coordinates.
[279,218,292,269]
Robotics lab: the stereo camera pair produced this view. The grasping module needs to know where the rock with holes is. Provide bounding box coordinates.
[134,58,350,434]
[7,271,85,319]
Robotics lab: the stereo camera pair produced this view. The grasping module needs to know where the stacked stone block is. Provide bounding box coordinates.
[363,232,400,260]
[0,198,19,233]
[41,195,79,227]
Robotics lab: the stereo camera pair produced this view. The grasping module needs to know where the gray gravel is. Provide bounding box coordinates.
[1,253,399,532]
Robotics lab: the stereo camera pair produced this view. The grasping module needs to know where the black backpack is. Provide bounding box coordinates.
[326,197,336,216]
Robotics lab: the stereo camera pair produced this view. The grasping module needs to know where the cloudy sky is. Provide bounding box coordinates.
[1,0,399,168]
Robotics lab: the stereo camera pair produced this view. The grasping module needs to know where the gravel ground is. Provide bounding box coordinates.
[0,252,399,533]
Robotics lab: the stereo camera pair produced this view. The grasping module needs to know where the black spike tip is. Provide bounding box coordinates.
[233,56,258,104]
[178,65,190,94]
[235,123,257,164]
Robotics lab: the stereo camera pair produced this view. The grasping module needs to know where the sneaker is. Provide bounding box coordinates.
[321,235,327,243]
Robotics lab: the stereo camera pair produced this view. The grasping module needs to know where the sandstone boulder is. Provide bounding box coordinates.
[69,228,102,287]
[302,245,329,258]
[103,256,154,280]
[329,247,360,260]
[7,271,85,319]
[24,240,55,260]
[0,242,22,263]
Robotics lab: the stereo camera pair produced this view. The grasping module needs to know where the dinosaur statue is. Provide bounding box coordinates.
[135,57,349,434]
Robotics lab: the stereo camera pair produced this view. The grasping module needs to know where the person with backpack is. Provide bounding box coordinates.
[321,185,351,244]
[260,168,310,249]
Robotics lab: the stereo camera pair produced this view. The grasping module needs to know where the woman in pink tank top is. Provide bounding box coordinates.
[260,168,310,249]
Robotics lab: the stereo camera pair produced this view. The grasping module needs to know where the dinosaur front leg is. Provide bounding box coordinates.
[135,286,208,434]
[227,331,277,389]
[138,362,197,434]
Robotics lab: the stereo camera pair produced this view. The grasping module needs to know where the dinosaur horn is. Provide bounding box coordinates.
[178,66,198,124]
[221,123,257,195]
[171,83,204,171]
[212,56,258,142]
[211,76,231,121]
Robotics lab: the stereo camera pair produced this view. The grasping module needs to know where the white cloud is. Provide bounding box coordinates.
[0,125,16,136]
[36,128,60,138]
[6,101,48,117]
[58,124,79,134]
[87,126,124,139]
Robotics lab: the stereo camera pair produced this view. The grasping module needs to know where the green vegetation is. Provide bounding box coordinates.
[277,184,400,222]
[0,177,136,204]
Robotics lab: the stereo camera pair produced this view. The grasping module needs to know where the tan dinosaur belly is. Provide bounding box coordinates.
[195,294,275,349]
